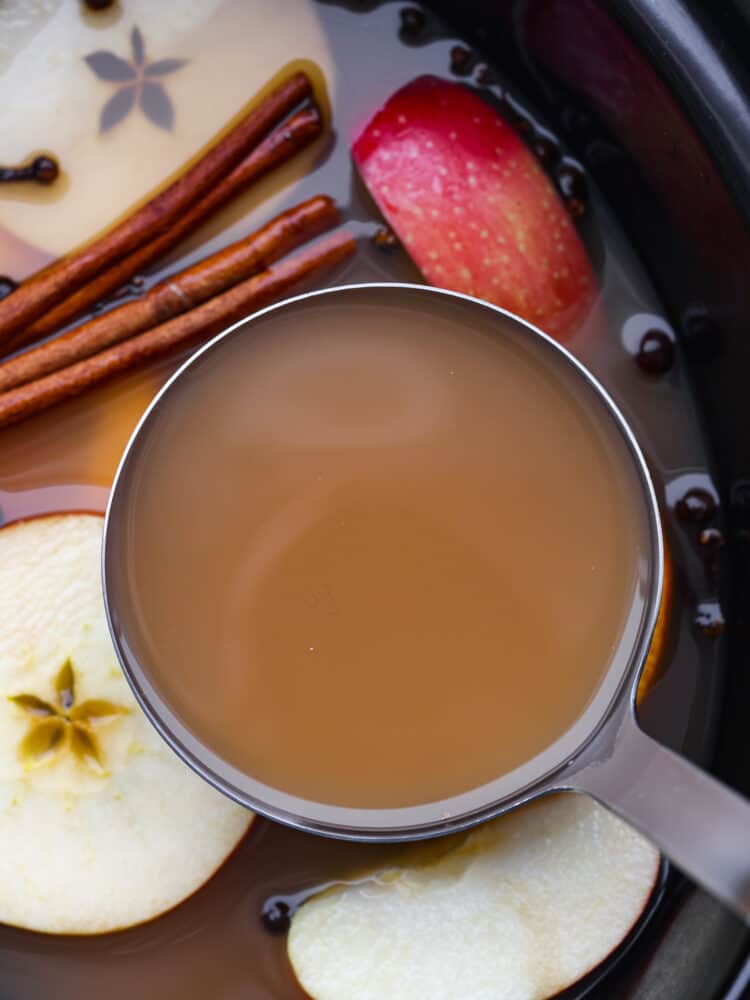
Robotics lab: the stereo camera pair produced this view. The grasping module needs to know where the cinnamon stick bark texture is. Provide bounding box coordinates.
[0,71,313,346]
[15,106,322,349]
[0,230,355,430]
[0,196,338,393]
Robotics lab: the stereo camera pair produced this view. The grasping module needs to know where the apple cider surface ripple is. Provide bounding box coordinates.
[112,294,649,808]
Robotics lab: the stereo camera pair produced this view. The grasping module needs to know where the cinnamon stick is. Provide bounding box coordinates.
[0,230,356,430]
[0,196,338,393]
[0,71,313,345]
[14,106,322,349]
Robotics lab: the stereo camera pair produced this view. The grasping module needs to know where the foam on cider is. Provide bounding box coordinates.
[113,293,649,808]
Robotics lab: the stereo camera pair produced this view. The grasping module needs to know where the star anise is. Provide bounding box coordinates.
[9,659,126,775]
[84,26,188,133]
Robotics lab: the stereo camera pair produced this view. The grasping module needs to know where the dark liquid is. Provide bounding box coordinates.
[0,1,724,997]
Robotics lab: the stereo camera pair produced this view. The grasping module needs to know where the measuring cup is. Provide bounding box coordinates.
[102,283,750,924]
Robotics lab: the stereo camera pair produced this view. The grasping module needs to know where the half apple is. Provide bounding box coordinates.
[289,794,659,1000]
[0,512,252,934]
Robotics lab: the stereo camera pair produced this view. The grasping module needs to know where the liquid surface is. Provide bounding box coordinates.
[111,294,648,808]
[0,1,725,997]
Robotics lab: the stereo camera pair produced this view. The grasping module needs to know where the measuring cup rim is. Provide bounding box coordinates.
[102,282,664,842]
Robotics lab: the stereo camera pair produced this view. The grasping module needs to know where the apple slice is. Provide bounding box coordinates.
[352,75,596,341]
[0,513,252,934]
[288,794,659,1000]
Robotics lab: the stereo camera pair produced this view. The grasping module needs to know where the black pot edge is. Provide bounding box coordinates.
[605,6,750,994]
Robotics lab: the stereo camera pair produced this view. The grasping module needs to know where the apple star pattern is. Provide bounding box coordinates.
[84,26,188,133]
[9,658,126,775]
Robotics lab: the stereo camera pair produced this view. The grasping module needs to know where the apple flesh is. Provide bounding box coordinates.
[0,513,252,934]
[352,75,597,342]
[288,794,659,1000]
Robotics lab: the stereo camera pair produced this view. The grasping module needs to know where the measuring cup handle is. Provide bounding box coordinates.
[567,710,750,924]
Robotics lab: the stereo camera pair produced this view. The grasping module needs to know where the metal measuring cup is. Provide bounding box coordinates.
[102,283,750,924]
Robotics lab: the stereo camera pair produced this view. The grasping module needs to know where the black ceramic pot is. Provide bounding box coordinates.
[427,0,750,996]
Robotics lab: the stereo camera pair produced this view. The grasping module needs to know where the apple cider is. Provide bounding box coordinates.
[110,291,650,808]
[0,1,725,996]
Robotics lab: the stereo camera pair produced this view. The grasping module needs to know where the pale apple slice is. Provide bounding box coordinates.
[288,794,659,1000]
[0,0,334,258]
[0,513,252,935]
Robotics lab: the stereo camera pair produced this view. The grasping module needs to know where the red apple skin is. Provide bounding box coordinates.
[352,75,596,342]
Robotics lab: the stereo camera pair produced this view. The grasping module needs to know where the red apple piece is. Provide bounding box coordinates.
[353,75,596,341]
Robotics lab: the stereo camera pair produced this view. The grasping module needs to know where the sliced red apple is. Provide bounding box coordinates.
[352,75,596,341]
[288,794,659,1000]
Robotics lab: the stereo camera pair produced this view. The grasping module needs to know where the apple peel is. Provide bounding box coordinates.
[289,794,659,1000]
[353,75,597,341]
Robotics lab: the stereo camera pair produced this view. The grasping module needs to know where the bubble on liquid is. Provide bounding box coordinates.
[621,313,676,357]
